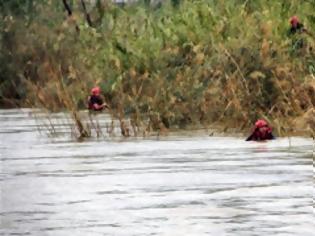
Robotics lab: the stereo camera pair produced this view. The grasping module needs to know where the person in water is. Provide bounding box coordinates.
[246,119,275,141]
[87,86,108,112]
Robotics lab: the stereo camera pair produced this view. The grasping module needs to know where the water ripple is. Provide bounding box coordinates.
[0,109,313,236]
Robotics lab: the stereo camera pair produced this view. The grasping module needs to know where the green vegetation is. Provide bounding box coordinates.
[0,0,314,138]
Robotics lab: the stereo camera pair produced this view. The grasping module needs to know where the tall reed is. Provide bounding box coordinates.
[1,0,314,138]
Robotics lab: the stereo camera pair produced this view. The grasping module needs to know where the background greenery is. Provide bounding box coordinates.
[0,0,314,136]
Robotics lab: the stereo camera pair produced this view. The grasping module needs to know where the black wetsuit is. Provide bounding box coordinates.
[88,95,104,111]
[289,22,304,35]
[246,127,275,141]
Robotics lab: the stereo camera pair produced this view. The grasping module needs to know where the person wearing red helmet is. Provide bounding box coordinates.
[87,86,108,111]
[246,119,275,141]
[289,15,307,35]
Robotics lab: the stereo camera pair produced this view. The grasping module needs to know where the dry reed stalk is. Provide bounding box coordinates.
[39,61,90,139]
[219,44,250,96]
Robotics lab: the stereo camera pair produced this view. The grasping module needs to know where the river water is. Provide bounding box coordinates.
[0,109,314,236]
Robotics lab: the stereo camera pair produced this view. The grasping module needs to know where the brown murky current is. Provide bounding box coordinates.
[0,109,314,236]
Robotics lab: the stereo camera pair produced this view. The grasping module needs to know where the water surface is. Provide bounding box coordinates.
[0,109,314,236]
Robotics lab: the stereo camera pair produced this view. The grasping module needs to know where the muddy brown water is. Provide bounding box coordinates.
[0,109,314,236]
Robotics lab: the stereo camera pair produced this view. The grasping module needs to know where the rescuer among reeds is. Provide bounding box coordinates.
[287,15,312,53]
[246,119,275,141]
[289,15,307,35]
[87,86,108,112]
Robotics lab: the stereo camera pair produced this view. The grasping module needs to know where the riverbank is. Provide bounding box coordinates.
[25,107,313,140]
[0,1,314,139]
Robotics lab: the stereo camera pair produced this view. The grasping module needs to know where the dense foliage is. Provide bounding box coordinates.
[0,0,314,137]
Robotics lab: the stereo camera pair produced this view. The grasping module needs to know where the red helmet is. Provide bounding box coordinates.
[255,119,268,128]
[290,15,299,26]
[91,86,101,95]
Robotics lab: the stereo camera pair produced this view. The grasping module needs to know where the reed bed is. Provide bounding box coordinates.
[0,0,314,139]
